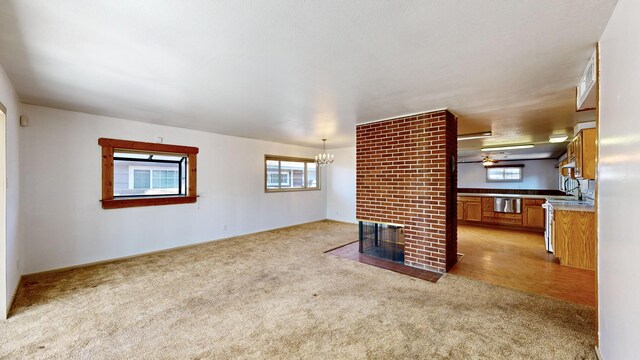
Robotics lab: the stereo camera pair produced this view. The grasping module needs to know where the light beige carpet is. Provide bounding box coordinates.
[0,221,596,359]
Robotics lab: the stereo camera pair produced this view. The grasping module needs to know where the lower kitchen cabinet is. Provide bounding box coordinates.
[465,202,482,222]
[458,197,482,222]
[553,210,596,270]
[483,212,523,226]
[458,196,543,232]
[523,199,545,229]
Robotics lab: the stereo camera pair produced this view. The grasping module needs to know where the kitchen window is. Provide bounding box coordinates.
[486,165,524,182]
[99,138,198,209]
[265,155,319,192]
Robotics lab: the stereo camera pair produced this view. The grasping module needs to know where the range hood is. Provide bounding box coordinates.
[562,161,576,168]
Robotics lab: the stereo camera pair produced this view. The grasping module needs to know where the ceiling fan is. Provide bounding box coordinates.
[482,156,497,167]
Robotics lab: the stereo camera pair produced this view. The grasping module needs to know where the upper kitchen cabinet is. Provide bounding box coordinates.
[558,158,570,177]
[571,128,597,179]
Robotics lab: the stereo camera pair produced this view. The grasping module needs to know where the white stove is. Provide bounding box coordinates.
[542,202,554,253]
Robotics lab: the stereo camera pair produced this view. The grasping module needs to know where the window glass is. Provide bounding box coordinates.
[307,162,317,188]
[487,166,523,182]
[113,152,186,197]
[266,160,280,189]
[265,156,319,192]
[133,170,151,189]
[281,161,305,189]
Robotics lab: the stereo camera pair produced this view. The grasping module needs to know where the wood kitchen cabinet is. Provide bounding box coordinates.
[465,202,482,222]
[569,128,596,179]
[553,209,596,270]
[458,197,482,222]
[459,196,542,232]
[523,199,545,229]
[558,158,570,177]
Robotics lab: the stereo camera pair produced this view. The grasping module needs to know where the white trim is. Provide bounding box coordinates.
[356,107,449,126]
[595,346,604,360]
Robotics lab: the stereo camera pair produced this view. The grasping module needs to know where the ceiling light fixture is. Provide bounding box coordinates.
[481,144,534,152]
[549,135,568,143]
[458,131,492,141]
[315,139,334,166]
[482,156,497,167]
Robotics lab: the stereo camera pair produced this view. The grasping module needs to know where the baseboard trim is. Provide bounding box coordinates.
[595,346,604,360]
[23,219,332,278]
[325,218,358,225]
[5,275,23,320]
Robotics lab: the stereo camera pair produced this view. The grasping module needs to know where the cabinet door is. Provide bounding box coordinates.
[523,205,545,228]
[457,201,464,220]
[567,139,575,161]
[465,202,482,222]
[574,132,583,178]
[581,128,597,179]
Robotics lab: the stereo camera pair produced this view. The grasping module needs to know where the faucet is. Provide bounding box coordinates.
[564,178,583,200]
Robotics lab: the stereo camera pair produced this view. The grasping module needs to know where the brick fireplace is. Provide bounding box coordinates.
[355,109,458,273]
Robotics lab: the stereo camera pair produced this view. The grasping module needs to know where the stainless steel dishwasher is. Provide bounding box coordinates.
[493,197,522,213]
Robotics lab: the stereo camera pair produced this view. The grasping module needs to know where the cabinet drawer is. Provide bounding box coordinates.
[481,197,493,204]
[494,217,523,225]
[524,199,545,206]
[459,197,482,202]
[482,202,493,211]
[496,213,523,219]
[482,211,495,218]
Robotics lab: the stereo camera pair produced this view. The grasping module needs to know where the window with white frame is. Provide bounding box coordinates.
[486,165,524,182]
[265,155,319,192]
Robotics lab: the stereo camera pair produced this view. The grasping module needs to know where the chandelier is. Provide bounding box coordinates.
[315,139,334,166]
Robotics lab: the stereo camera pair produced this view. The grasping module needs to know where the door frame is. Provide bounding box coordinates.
[0,101,6,319]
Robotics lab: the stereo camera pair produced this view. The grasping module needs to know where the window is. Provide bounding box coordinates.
[114,152,186,197]
[265,155,320,192]
[486,165,524,182]
[99,138,198,209]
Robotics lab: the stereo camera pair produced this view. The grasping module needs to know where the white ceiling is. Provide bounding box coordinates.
[0,0,617,154]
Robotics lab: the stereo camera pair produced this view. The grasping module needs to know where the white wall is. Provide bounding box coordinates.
[598,0,640,358]
[0,64,21,318]
[458,159,559,190]
[326,146,356,223]
[19,105,326,274]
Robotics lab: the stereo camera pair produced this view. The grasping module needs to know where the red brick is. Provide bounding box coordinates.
[356,110,458,273]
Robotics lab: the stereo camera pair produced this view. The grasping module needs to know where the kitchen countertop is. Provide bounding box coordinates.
[458,192,595,212]
[550,203,595,212]
[458,193,576,200]
[546,199,596,213]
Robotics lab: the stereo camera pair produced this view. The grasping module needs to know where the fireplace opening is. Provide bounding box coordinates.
[358,221,404,263]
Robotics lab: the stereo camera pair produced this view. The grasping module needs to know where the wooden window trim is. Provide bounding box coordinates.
[99,138,198,209]
[264,155,320,193]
